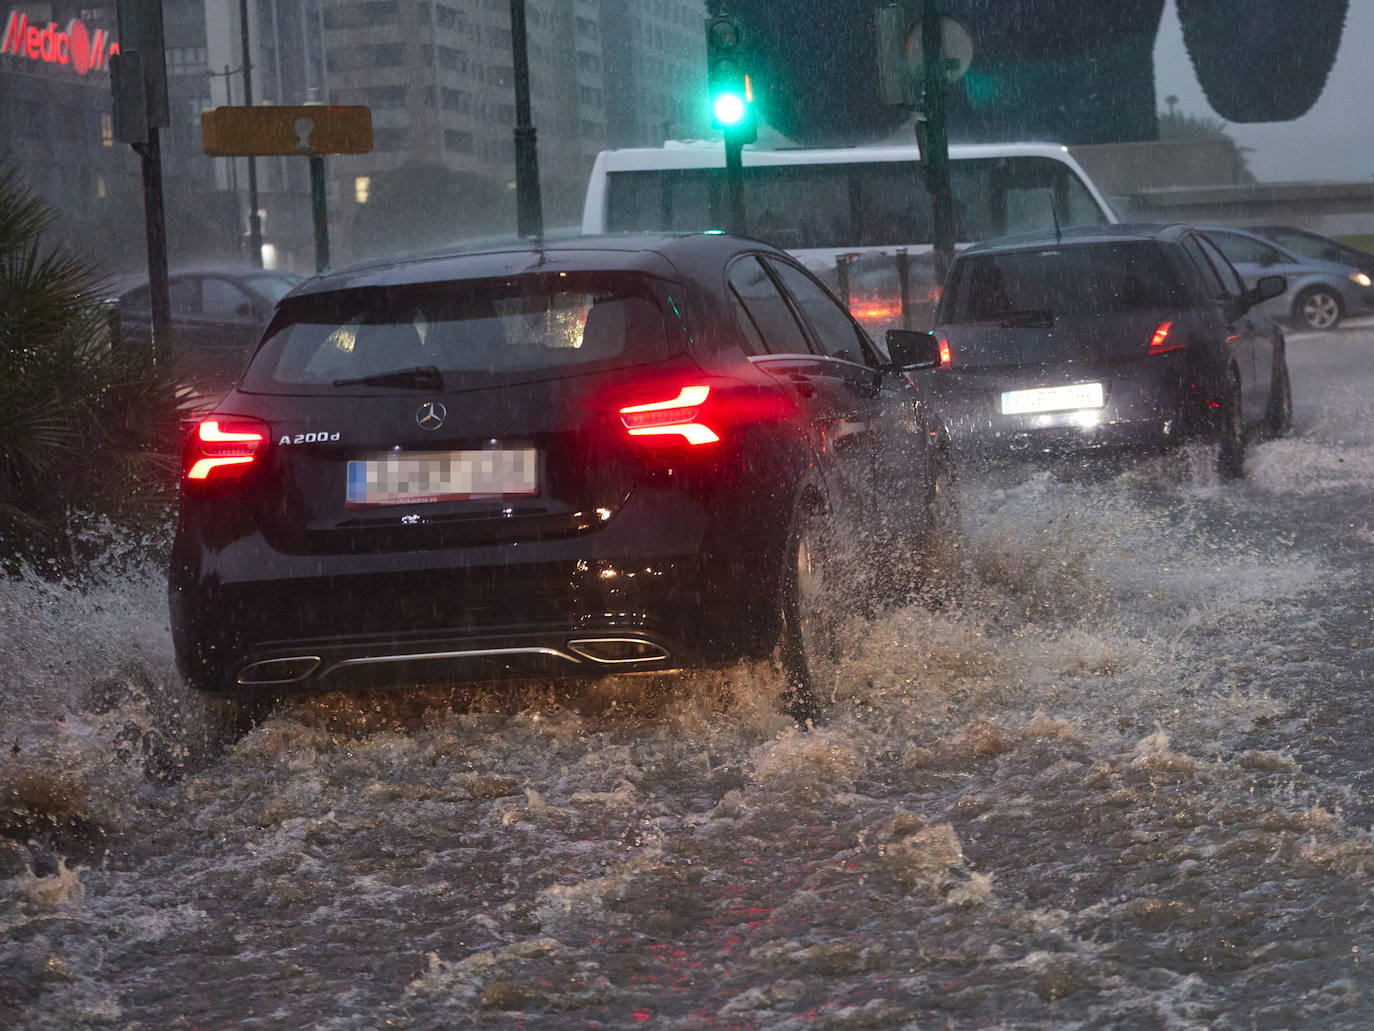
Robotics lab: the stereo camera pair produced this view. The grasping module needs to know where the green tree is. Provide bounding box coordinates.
[0,167,181,568]
[1158,99,1257,184]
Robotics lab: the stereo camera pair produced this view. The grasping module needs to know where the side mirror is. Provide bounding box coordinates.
[885,328,940,371]
[1249,274,1287,306]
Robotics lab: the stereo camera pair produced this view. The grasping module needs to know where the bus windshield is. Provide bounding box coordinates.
[604,156,1111,248]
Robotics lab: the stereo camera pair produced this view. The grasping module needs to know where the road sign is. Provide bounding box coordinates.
[201,105,373,157]
[906,15,973,84]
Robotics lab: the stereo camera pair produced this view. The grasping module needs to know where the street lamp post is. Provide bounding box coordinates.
[239,0,263,267]
[510,0,543,240]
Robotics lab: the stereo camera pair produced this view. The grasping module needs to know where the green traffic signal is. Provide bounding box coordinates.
[705,13,756,140]
[713,91,747,127]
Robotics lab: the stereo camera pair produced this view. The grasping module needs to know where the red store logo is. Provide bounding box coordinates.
[2,11,119,73]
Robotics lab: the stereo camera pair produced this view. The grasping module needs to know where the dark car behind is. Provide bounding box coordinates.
[923,223,1291,477]
[115,266,302,398]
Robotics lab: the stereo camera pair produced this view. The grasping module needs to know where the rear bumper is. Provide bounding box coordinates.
[170,485,785,695]
[932,359,1201,459]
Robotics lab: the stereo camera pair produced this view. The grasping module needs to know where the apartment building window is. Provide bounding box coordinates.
[361,0,399,20]
[368,85,409,107]
[374,43,405,67]
[578,85,602,107]
[443,129,472,153]
[575,16,596,38]
[576,51,600,73]
[437,45,465,72]
[441,87,470,112]
[485,26,511,48]
[373,128,409,151]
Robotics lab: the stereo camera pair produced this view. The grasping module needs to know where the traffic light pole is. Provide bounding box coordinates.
[725,132,745,235]
[920,0,955,281]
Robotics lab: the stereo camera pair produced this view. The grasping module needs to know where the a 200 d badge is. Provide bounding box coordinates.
[278,431,341,445]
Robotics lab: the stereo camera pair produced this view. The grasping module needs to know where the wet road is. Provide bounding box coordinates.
[2,322,1372,1029]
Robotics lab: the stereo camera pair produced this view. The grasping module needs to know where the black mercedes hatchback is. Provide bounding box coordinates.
[169,233,952,721]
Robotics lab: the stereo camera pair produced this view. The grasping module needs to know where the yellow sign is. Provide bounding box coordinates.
[201,105,373,157]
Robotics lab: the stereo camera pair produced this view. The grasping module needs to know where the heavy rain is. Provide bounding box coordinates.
[3,0,1373,1028]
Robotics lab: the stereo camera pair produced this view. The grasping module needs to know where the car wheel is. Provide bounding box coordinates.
[1294,286,1342,331]
[1266,353,1292,438]
[929,451,961,537]
[1217,370,1246,480]
[778,505,840,725]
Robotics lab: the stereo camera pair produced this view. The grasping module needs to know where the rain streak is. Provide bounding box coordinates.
[2,330,1372,1029]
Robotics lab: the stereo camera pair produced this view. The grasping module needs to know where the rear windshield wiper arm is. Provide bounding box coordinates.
[996,309,1055,328]
[332,365,445,389]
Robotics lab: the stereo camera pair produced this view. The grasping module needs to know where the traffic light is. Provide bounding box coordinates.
[705,13,756,142]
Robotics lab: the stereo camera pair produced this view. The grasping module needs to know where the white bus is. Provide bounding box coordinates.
[582,141,1118,332]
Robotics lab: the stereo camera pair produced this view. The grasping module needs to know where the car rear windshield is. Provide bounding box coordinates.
[239,272,674,393]
[941,241,1186,324]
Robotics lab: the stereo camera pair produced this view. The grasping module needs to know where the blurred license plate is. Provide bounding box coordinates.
[1001,382,1104,415]
[346,449,538,506]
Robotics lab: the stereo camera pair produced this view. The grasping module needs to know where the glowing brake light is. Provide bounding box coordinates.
[184,418,269,482]
[618,385,720,446]
[938,337,952,367]
[1149,320,1183,355]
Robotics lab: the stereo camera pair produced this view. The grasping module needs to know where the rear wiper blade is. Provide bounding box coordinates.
[988,309,1055,328]
[332,365,445,389]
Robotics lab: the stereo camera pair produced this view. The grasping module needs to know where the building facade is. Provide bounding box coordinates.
[4,0,709,274]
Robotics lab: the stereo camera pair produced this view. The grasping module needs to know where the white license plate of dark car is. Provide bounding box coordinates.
[1001,382,1105,415]
[346,449,538,506]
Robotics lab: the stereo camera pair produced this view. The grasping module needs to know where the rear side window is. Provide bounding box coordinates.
[1206,231,1288,268]
[240,272,673,393]
[727,256,811,354]
[941,241,1186,324]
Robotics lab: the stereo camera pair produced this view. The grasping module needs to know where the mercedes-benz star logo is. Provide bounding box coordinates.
[416,401,447,431]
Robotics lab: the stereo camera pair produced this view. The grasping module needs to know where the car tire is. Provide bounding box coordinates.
[1217,370,1246,480]
[1294,286,1342,331]
[778,504,840,725]
[1266,352,1293,438]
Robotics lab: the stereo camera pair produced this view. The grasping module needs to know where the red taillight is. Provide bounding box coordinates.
[619,385,720,446]
[1149,320,1183,355]
[183,417,269,483]
[850,296,902,322]
[938,337,952,367]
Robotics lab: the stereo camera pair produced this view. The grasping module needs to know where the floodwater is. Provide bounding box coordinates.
[3,327,1372,1029]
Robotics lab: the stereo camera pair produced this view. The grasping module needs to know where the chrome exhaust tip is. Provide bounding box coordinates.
[236,656,322,685]
[566,638,670,664]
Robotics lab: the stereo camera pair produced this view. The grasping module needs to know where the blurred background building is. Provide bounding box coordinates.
[2,0,710,275]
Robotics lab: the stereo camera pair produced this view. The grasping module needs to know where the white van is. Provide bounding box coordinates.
[582,141,1119,332]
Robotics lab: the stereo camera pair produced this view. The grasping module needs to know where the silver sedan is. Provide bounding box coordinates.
[1201,225,1374,331]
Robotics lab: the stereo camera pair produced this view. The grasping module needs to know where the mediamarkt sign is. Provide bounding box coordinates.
[1,11,119,73]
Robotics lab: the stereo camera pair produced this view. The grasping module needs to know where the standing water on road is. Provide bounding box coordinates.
[2,334,1372,1028]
